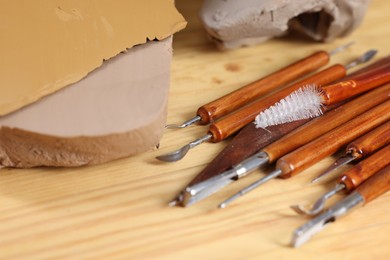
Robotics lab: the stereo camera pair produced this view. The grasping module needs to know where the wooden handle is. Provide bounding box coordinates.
[356,164,390,204]
[197,51,330,124]
[263,84,390,162]
[347,121,390,159]
[276,100,390,178]
[208,64,346,142]
[322,62,390,105]
[340,144,390,192]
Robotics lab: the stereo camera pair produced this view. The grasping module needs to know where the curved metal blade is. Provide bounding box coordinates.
[156,134,212,162]
[290,184,345,216]
[165,116,201,129]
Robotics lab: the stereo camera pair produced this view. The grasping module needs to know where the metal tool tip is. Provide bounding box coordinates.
[290,231,305,248]
[310,175,324,184]
[156,145,191,162]
[290,203,324,216]
[344,49,378,70]
[329,41,355,56]
[185,187,197,196]
[310,174,330,184]
[168,199,178,207]
[165,116,202,130]
[290,205,309,215]
[217,169,283,207]
[218,196,236,209]
[364,49,378,60]
[312,154,356,183]
[218,203,227,209]
[156,134,212,162]
[165,124,186,129]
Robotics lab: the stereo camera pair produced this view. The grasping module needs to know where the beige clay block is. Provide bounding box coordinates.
[0,0,186,115]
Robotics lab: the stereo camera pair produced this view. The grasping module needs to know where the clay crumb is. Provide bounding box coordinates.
[224,63,241,72]
[212,77,223,84]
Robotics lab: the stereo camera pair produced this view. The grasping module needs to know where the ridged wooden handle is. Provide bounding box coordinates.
[263,84,390,162]
[322,63,390,105]
[197,51,330,124]
[347,121,390,159]
[356,164,390,204]
[276,100,390,178]
[340,144,390,192]
[208,64,346,142]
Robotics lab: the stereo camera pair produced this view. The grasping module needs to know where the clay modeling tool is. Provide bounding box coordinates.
[254,60,390,128]
[218,100,390,208]
[157,50,376,162]
[170,57,390,207]
[182,84,390,206]
[291,165,390,247]
[291,144,390,216]
[166,43,353,129]
[312,120,390,183]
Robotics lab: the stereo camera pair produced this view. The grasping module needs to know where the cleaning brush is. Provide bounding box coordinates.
[255,85,324,128]
[255,62,390,129]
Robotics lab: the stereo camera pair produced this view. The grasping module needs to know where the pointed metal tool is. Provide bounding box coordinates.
[328,41,355,56]
[344,47,376,70]
[165,116,202,129]
[219,169,283,208]
[311,154,356,184]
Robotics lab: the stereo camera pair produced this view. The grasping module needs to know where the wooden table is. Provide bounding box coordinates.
[1,1,389,259]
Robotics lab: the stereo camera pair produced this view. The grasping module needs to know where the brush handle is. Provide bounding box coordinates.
[208,64,346,142]
[321,62,390,105]
[197,51,330,124]
[347,121,390,159]
[276,100,390,178]
[340,144,390,192]
[356,164,390,204]
[263,84,390,163]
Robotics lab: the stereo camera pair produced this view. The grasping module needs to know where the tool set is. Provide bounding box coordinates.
[161,45,390,247]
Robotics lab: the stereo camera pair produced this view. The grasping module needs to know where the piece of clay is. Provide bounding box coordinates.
[200,0,370,49]
[0,38,172,168]
[0,1,186,168]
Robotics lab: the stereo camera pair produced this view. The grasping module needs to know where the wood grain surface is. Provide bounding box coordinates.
[1,1,389,259]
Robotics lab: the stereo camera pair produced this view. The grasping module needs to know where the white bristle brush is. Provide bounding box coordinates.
[255,63,390,129]
[255,85,324,128]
